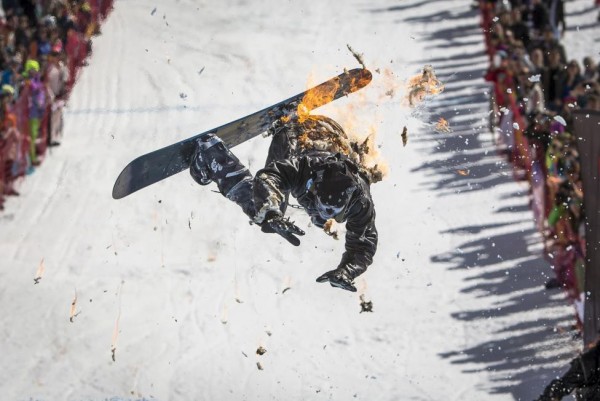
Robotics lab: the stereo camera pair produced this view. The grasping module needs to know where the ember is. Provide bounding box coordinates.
[406,65,444,106]
[435,118,451,133]
[69,290,78,322]
[323,219,339,240]
[33,258,45,284]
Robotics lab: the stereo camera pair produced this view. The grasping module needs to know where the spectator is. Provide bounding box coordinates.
[534,339,600,400]
[530,0,550,36]
[509,7,530,48]
[587,93,600,111]
[582,56,599,81]
[562,60,584,101]
[23,58,45,165]
[45,48,67,147]
[530,47,546,75]
[541,48,565,111]
[0,83,20,205]
[1,55,21,92]
[546,0,566,39]
[36,26,51,57]
[14,14,31,51]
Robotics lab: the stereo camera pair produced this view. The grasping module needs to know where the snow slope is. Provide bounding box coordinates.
[1,0,598,400]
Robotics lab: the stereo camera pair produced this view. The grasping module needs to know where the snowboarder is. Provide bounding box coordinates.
[190,115,377,292]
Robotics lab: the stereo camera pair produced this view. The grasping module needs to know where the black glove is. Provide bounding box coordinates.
[316,266,358,292]
[261,212,305,246]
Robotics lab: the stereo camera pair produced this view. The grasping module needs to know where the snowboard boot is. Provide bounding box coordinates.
[190,134,221,186]
[190,134,256,219]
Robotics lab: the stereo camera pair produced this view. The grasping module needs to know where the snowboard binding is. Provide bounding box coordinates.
[190,134,222,186]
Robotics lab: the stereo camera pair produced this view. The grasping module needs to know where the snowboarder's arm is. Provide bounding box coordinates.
[253,157,303,223]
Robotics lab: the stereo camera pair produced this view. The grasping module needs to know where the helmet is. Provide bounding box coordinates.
[312,161,357,219]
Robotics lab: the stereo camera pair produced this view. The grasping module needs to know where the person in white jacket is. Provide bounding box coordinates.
[45,48,68,146]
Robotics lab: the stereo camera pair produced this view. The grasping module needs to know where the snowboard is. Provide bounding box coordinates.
[112,68,372,199]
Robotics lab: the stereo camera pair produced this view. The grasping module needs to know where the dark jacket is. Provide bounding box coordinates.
[253,152,377,274]
[537,342,600,400]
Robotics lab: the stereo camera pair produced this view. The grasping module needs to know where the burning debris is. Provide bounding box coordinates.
[256,346,267,356]
[323,219,339,240]
[401,126,408,147]
[456,169,470,176]
[346,44,367,69]
[435,118,451,133]
[359,294,373,313]
[111,281,124,362]
[69,290,79,322]
[406,65,444,106]
[33,258,45,284]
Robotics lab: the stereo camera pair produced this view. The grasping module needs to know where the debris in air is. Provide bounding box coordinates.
[346,44,367,69]
[359,294,374,313]
[406,65,444,106]
[323,219,339,239]
[70,290,79,322]
[34,259,45,284]
[435,118,451,133]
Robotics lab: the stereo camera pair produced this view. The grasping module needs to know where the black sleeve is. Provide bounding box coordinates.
[339,191,378,273]
[253,157,304,223]
[537,358,585,400]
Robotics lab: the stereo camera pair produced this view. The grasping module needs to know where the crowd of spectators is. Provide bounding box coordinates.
[0,0,112,211]
[479,0,600,331]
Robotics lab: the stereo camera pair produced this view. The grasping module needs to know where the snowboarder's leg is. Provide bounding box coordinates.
[264,120,297,167]
[190,134,256,218]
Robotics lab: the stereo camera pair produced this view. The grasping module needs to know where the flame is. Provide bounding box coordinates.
[296,70,372,123]
[456,169,470,176]
[293,69,390,183]
[406,65,444,106]
[435,118,451,132]
[297,73,340,123]
[34,258,45,284]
